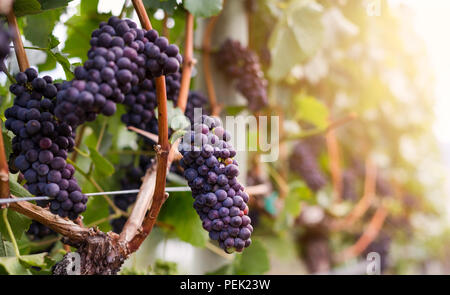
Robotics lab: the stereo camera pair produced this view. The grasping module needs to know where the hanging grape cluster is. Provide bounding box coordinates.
[179,115,252,253]
[5,68,87,220]
[216,39,268,111]
[0,21,11,66]
[290,141,327,192]
[54,16,181,129]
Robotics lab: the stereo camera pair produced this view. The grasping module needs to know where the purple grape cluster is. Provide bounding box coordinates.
[121,71,181,131]
[290,141,326,192]
[216,39,268,111]
[5,68,87,220]
[54,16,181,129]
[27,220,56,240]
[184,91,208,124]
[0,21,11,66]
[179,115,252,253]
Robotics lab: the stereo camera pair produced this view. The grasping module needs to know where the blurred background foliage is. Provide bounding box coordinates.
[0,0,448,275]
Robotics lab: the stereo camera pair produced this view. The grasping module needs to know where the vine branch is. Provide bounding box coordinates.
[7,9,29,71]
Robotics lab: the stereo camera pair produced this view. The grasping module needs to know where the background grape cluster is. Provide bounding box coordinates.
[216,39,268,112]
[179,115,252,253]
[5,68,87,220]
[289,141,327,192]
[0,21,11,66]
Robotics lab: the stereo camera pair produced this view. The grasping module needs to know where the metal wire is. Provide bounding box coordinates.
[0,186,191,205]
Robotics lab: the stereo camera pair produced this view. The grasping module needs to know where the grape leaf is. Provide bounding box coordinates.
[0,257,31,274]
[158,191,208,247]
[184,0,223,17]
[0,235,16,257]
[268,0,324,81]
[23,9,62,47]
[38,0,72,10]
[1,127,12,161]
[143,0,179,14]
[0,209,31,243]
[88,147,115,177]
[9,177,32,197]
[268,24,305,81]
[233,239,269,275]
[294,93,328,129]
[14,0,42,17]
[287,0,324,59]
[19,253,47,267]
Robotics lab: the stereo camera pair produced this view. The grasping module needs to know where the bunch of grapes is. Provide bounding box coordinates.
[184,91,208,124]
[5,68,87,220]
[216,39,268,111]
[121,71,181,131]
[0,21,11,66]
[54,16,181,129]
[290,141,326,192]
[27,220,56,240]
[179,115,252,253]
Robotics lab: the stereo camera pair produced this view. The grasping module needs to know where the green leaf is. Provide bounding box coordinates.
[234,239,270,275]
[268,24,305,81]
[38,0,72,10]
[9,177,31,197]
[267,0,324,81]
[158,192,208,247]
[14,0,42,17]
[19,253,47,267]
[294,93,329,129]
[169,129,186,144]
[48,34,61,49]
[82,193,111,232]
[2,127,12,161]
[0,257,31,274]
[0,210,32,242]
[64,6,111,61]
[184,0,223,17]
[143,0,179,14]
[23,9,62,47]
[80,0,98,15]
[287,0,324,59]
[157,101,190,132]
[205,264,232,275]
[0,236,16,257]
[46,48,74,80]
[88,147,115,177]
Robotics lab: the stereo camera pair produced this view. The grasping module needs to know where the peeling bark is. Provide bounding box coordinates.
[53,230,129,275]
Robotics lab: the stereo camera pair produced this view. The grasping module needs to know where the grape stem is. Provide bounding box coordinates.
[281,113,358,142]
[3,209,20,257]
[333,159,377,230]
[120,0,171,253]
[177,12,194,113]
[8,194,90,245]
[0,61,16,84]
[337,205,388,262]
[6,10,29,71]
[70,124,87,162]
